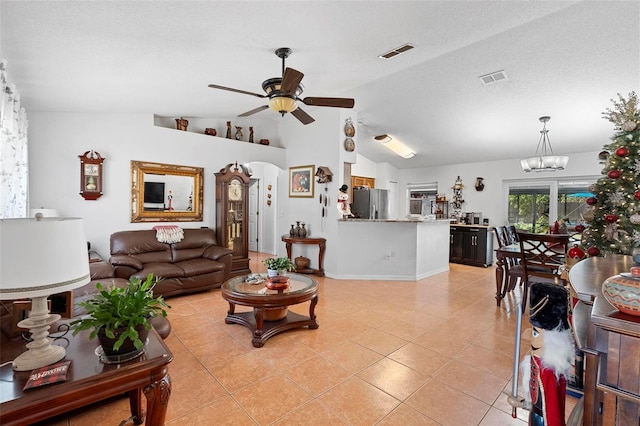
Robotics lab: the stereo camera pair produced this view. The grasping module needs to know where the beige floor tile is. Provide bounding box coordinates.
[479,407,528,425]
[433,359,508,404]
[376,403,441,425]
[350,328,409,356]
[319,376,401,426]
[271,400,350,425]
[284,355,351,396]
[165,370,228,421]
[411,328,470,357]
[320,340,384,373]
[166,395,256,425]
[455,344,515,379]
[406,380,490,426]
[378,317,431,341]
[387,342,450,376]
[358,357,429,401]
[232,373,312,425]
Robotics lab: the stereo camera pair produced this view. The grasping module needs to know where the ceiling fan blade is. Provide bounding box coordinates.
[208,84,267,99]
[238,105,269,117]
[301,97,355,108]
[291,107,315,125]
[280,68,304,95]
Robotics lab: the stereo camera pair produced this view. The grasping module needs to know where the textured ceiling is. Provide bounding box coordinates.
[2,1,639,169]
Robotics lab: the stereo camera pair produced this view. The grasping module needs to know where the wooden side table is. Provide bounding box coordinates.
[281,236,326,277]
[1,327,172,425]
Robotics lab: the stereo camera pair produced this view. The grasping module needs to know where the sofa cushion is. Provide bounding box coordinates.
[110,230,172,263]
[176,258,225,276]
[130,263,185,280]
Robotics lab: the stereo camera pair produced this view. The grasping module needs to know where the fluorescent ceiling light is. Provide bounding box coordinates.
[374,134,415,159]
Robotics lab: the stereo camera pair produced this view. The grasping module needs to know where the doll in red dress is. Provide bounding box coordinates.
[521,282,575,426]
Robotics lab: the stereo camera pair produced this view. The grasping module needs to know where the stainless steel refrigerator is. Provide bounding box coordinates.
[351,188,390,219]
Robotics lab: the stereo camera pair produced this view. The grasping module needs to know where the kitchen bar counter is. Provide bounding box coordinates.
[334,219,450,281]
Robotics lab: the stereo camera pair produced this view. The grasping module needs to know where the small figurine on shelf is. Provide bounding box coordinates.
[167,190,174,211]
[175,117,188,131]
[249,126,254,143]
[337,184,353,219]
[225,121,232,139]
[521,282,574,426]
[235,126,243,141]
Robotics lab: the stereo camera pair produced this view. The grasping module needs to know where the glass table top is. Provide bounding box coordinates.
[224,273,316,296]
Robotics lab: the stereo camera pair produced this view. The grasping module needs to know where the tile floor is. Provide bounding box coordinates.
[39,252,579,425]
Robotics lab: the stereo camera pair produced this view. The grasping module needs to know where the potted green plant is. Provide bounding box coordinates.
[70,274,170,357]
[263,257,296,277]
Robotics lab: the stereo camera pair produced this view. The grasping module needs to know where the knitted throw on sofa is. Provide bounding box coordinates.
[152,225,184,244]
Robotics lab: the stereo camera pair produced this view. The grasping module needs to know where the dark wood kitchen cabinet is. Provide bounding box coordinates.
[449,225,492,267]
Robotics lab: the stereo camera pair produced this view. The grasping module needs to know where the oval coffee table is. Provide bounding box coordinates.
[221,273,319,347]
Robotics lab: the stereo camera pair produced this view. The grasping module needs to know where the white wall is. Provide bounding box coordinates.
[27,112,286,259]
[397,151,602,227]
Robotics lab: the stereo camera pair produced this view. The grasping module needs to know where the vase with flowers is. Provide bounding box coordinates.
[263,257,296,277]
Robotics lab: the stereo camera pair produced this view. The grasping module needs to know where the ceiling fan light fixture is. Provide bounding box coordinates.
[268,96,298,114]
[374,134,415,159]
[520,116,569,172]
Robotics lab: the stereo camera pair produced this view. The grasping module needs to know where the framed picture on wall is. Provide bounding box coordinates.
[289,165,315,198]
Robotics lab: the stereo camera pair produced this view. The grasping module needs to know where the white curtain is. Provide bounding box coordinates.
[0,59,29,218]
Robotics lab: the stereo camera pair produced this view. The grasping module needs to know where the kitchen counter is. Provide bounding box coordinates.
[334,219,450,281]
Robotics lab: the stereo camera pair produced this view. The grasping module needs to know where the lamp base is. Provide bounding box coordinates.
[12,296,66,371]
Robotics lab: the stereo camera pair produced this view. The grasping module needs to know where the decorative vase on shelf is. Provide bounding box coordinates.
[294,221,301,237]
[249,126,254,143]
[295,256,310,269]
[175,117,188,131]
[235,126,243,141]
[300,223,307,238]
[289,224,296,237]
[225,121,232,139]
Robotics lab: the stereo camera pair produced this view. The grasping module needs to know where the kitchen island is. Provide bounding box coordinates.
[334,219,451,281]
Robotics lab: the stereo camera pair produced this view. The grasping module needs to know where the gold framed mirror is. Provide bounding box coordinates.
[131,160,204,223]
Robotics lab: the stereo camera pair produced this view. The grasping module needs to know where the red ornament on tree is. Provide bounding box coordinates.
[635,191,640,200]
[615,147,629,157]
[587,246,601,257]
[586,197,597,206]
[607,170,622,179]
[568,245,586,259]
[574,224,585,233]
[605,214,618,223]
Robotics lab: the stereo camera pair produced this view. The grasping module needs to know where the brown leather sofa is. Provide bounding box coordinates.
[109,228,233,298]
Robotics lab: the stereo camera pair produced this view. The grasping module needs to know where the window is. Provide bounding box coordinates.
[506,177,596,233]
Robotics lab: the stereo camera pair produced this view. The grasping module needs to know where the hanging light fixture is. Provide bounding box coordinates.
[521,116,569,172]
[374,134,415,159]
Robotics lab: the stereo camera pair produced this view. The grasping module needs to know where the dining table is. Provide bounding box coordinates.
[494,243,521,306]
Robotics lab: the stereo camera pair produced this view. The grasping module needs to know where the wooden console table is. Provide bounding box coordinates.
[568,254,639,425]
[0,327,172,425]
[281,236,326,277]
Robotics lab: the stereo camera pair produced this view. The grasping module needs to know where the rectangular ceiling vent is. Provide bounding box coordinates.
[378,43,415,60]
[479,70,507,85]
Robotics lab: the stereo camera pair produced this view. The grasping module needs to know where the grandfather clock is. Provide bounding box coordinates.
[215,162,251,277]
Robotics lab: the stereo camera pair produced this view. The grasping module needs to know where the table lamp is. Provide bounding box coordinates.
[0,216,90,371]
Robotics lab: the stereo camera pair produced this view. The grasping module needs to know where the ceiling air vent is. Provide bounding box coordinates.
[479,70,507,85]
[378,44,415,60]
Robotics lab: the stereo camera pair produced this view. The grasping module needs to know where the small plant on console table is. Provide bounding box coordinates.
[263,257,296,276]
[70,274,170,356]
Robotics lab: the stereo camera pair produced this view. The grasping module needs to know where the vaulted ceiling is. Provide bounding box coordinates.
[2,1,638,169]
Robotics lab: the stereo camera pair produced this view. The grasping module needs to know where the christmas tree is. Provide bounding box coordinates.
[579,92,640,257]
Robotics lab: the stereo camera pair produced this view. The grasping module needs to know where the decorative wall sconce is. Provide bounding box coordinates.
[475,177,485,192]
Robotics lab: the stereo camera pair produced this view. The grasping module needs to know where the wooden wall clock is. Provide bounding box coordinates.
[215,162,252,277]
[79,150,104,200]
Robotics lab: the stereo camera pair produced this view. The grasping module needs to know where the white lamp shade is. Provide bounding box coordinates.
[0,217,90,299]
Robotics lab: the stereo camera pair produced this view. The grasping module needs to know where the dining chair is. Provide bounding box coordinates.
[517,232,570,313]
[506,225,518,244]
[495,226,524,302]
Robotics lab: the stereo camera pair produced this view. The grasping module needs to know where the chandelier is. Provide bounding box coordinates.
[520,116,569,172]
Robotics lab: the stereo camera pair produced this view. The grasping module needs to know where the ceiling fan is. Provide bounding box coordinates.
[208,47,355,125]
